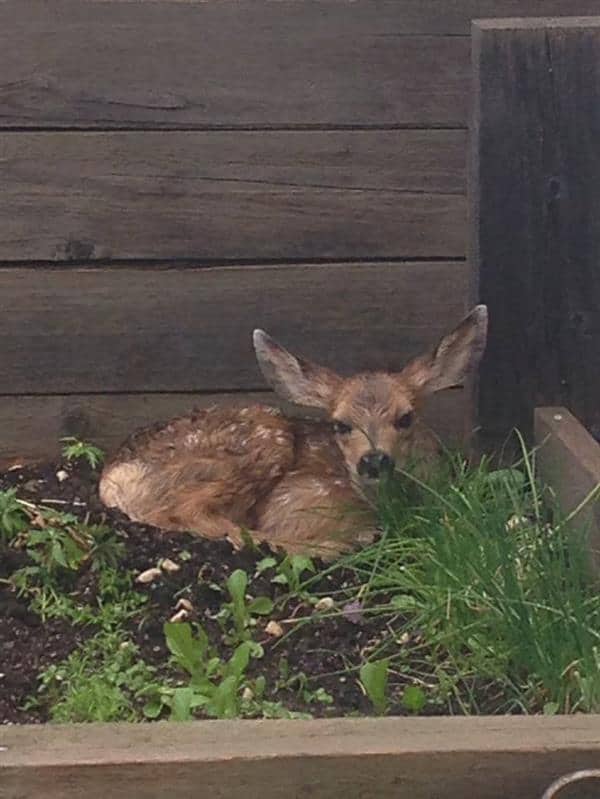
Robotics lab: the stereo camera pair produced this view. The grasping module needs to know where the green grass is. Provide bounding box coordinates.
[317,440,600,715]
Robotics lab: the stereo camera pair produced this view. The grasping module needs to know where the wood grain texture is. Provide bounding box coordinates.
[0,1,470,128]
[3,2,599,129]
[0,262,470,394]
[2,716,600,799]
[0,130,465,262]
[471,18,600,442]
[0,390,469,465]
[535,407,600,573]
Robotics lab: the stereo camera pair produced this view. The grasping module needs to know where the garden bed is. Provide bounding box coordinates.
[2,407,600,728]
[0,455,376,724]
[2,406,600,798]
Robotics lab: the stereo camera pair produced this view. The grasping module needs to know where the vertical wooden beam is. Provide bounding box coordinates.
[471,18,600,445]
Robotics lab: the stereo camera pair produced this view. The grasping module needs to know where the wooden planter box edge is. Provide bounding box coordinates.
[2,716,600,799]
[534,406,600,572]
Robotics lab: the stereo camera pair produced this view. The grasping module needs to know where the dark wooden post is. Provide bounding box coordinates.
[471,18,600,447]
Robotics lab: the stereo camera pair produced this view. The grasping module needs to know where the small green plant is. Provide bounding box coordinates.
[402,685,427,714]
[31,631,156,723]
[148,622,310,721]
[60,437,104,469]
[273,658,334,708]
[270,554,315,595]
[0,488,29,546]
[360,659,389,715]
[15,564,147,627]
[6,498,132,620]
[9,511,92,610]
[26,516,90,573]
[87,524,125,571]
[141,621,260,720]
[217,569,274,644]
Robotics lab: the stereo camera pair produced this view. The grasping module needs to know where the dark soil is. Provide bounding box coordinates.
[0,457,404,725]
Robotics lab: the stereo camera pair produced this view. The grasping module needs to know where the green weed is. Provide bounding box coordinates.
[60,437,104,470]
[7,503,130,621]
[32,631,156,723]
[0,489,29,547]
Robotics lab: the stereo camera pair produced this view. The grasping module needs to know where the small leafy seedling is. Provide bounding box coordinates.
[271,554,315,595]
[144,621,263,721]
[87,524,125,571]
[218,569,274,644]
[360,659,389,715]
[26,516,90,574]
[402,685,426,714]
[60,437,104,469]
[0,488,29,546]
[7,499,136,622]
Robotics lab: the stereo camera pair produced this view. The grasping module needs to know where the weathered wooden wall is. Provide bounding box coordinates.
[1,1,598,462]
[473,17,600,445]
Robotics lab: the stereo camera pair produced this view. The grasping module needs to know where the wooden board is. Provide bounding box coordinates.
[0,1,469,128]
[471,18,600,442]
[0,389,468,465]
[0,130,465,262]
[2,716,600,799]
[535,407,600,573]
[3,2,600,130]
[0,261,470,394]
[0,392,268,467]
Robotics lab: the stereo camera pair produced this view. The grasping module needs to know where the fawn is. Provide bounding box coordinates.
[99,305,488,559]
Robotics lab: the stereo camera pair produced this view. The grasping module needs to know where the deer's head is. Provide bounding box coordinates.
[253,306,487,486]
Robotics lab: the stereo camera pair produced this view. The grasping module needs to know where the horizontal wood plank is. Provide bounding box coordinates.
[534,407,600,573]
[475,16,600,30]
[0,1,469,128]
[0,130,465,262]
[0,390,469,465]
[0,262,470,394]
[0,392,267,467]
[2,717,600,799]
[3,2,600,131]
[3,2,599,129]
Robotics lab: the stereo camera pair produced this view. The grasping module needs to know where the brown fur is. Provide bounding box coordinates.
[100,306,488,559]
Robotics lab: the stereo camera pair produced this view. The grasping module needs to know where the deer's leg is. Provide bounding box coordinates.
[255,473,377,559]
[145,500,266,552]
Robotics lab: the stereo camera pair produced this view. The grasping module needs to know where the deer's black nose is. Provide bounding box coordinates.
[357,451,395,480]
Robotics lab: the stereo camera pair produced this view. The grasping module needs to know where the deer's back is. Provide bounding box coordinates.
[99,404,297,528]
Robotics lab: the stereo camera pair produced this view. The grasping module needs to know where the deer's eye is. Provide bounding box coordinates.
[333,420,352,436]
[394,412,413,430]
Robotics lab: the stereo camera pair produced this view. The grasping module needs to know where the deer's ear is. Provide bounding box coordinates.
[253,330,342,410]
[401,305,488,395]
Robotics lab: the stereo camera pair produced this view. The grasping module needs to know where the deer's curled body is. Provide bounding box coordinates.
[100,306,488,559]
